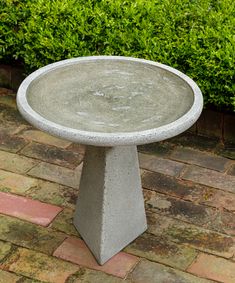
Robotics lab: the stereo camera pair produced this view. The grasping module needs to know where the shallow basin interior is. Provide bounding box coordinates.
[27,59,194,133]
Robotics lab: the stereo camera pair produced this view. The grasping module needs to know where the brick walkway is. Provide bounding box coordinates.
[0,88,235,283]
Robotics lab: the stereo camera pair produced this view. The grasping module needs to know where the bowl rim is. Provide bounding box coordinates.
[17,55,203,146]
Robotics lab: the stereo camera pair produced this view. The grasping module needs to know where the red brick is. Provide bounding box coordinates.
[0,192,62,226]
[224,114,235,143]
[188,253,235,282]
[197,109,222,138]
[53,237,139,278]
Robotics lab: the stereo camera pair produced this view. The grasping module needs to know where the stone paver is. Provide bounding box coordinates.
[182,165,235,193]
[27,180,78,209]
[28,161,82,189]
[219,145,235,160]
[0,191,62,226]
[19,129,72,148]
[129,259,214,283]
[0,93,16,109]
[0,130,28,153]
[0,241,12,262]
[168,132,219,151]
[20,142,83,169]
[68,268,132,283]
[138,142,174,157]
[125,233,198,269]
[170,147,231,172]
[188,253,235,283]
[0,150,39,174]
[142,170,235,212]
[0,214,66,254]
[139,152,185,177]
[144,190,235,235]
[0,169,38,194]
[50,208,79,236]
[147,213,235,258]
[228,164,235,176]
[5,248,80,283]
[0,270,21,283]
[53,237,139,278]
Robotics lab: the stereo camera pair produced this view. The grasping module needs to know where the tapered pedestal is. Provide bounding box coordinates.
[74,145,147,265]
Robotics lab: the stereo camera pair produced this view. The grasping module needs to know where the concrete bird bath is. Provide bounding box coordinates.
[17,56,203,265]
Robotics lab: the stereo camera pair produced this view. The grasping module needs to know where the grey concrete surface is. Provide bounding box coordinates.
[74,145,147,264]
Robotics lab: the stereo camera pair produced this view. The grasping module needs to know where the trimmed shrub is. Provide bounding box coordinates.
[0,0,234,111]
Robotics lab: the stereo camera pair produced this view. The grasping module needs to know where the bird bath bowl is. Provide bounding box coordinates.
[17,56,203,264]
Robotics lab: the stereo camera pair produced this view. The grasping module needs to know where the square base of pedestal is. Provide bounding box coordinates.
[73,145,147,265]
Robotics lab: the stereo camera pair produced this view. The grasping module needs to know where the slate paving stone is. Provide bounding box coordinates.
[170,146,231,172]
[0,215,66,254]
[125,233,198,270]
[20,142,83,169]
[188,253,235,283]
[27,180,78,209]
[147,213,235,258]
[182,165,235,193]
[139,153,185,177]
[129,259,214,283]
[0,150,39,174]
[145,190,235,236]
[50,208,79,236]
[28,161,82,189]
[4,248,80,283]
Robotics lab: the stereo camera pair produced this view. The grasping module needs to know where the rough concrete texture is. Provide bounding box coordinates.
[74,145,147,264]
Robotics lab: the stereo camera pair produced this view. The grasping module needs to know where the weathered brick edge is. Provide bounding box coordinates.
[0,64,234,143]
[0,64,25,90]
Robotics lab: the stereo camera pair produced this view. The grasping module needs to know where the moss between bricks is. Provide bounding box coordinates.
[0,0,234,111]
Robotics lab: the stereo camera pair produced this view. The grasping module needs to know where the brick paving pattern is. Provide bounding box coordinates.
[0,89,234,282]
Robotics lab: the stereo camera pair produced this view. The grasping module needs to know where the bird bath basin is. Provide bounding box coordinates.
[17,56,203,264]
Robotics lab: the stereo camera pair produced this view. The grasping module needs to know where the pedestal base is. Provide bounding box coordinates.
[74,145,147,265]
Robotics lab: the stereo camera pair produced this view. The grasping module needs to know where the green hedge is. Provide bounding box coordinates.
[1,0,234,111]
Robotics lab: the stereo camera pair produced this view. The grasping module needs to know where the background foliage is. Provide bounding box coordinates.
[0,0,234,111]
